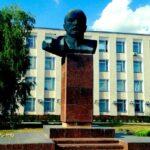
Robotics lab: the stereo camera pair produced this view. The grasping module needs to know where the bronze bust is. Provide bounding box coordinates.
[42,9,97,56]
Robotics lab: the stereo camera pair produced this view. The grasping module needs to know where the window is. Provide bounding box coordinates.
[45,57,55,70]
[133,41,141,54]
[44,98,54,112]
[28,56,36,69]
[99,79,108,92]
[99,40,108,52]
[117,99,126,112]
[25,77,36,90]
[24,98,35,112]
[134,61,142,73]
[134,80,142,93]
[99,60,108,72]
[99,99,109,112]
[135,100,143,113]
[117,60,125,72]
[27,35,36,48]
[117,80,125,92]
[116,41,125,53]
[45,77,55,91]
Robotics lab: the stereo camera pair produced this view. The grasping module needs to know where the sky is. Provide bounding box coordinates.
[0,0,150,34]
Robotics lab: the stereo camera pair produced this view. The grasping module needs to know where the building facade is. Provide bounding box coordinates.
[18,27,150,116]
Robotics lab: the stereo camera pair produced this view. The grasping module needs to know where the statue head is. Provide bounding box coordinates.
[63,9,87,38]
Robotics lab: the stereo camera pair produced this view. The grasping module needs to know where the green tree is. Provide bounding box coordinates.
[0,6,35,118]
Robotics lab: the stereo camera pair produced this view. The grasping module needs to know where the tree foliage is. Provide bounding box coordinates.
[0,6,35,116]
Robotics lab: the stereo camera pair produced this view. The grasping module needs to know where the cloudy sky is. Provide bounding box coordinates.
[0,0,150,34]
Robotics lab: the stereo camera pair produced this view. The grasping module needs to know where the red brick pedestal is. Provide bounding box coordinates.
[61,54,93,126]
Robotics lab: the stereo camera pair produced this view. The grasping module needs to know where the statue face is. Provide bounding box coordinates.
[64,10,87,38]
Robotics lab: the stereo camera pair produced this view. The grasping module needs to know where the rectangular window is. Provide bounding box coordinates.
[135,100,143,113]
[24,98,35,112]
[134,80,142,93]
[45,77,55,91]
[117,60,125,72]
[116,41,125,53]
[134,61,142,73]
[44,98,54,112]
[99,79,108,92]
[25,77,36,90]
[117,99,126,112]
[99,99,109,112]
[117,80,125,92]
[45,57,55,70]
[99,60,108,72]
[99,40,108,52]
[28,56,36,69]
[133,41,141,54]
[27,35,36,48]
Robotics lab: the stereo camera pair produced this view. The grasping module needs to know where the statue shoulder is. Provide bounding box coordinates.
[83,39,97,54]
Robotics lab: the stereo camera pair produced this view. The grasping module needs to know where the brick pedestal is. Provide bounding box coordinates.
[61,54,93,125]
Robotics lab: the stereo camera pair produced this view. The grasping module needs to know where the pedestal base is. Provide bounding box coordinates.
[43,125,115,138]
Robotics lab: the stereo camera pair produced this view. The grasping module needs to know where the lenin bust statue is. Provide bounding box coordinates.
[42,9,97,56]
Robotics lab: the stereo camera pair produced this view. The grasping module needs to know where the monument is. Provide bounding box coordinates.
[43,9,97,127]
[42,9,115,149]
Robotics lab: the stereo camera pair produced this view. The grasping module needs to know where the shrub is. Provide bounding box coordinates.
[135,130,150,137]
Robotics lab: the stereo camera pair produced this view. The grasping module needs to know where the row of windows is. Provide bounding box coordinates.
[26,77,55,91]
[99,99,144,113]
[99,60,142,73]
[24,98,145,113]
[99,40,142,54]
[24,98,54,112]
[27,36,142,54]
[28,56,55,70]
[26,77,142,93]
[99,79,142,92]
[29,56,142,73]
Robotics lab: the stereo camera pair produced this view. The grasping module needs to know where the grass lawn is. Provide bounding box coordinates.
[114,124,150,133]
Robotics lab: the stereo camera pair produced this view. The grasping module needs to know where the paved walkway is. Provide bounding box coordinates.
[0,131,53,144]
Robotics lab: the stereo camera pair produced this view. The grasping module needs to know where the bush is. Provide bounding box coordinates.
[93,116,150,123]
[135,130,150,137]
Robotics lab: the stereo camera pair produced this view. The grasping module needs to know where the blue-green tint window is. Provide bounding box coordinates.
[45,77,55,91]
[99,99,109,112]
[26,35,36,48]
[117,60,125,72]
[45,57,55,70]
[99,40,108,52]
[134,80,142,93]
[24,98,35,112]
[116,41,125,53]
[99,60,108,72]
[25,77,36,90]
[117,99,126,112]
[134,61,142,73]
[117,80,125,92]
[133,41,141,54]
[135,100,143,113]
[99,79,108,92]
[44,98,54,112]
[28,56,36,69]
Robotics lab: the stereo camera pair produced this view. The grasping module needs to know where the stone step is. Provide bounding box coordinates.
[56,143,124,150]
[53,138,119,144]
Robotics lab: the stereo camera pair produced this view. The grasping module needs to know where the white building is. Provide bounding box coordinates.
[18,27,150,116]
